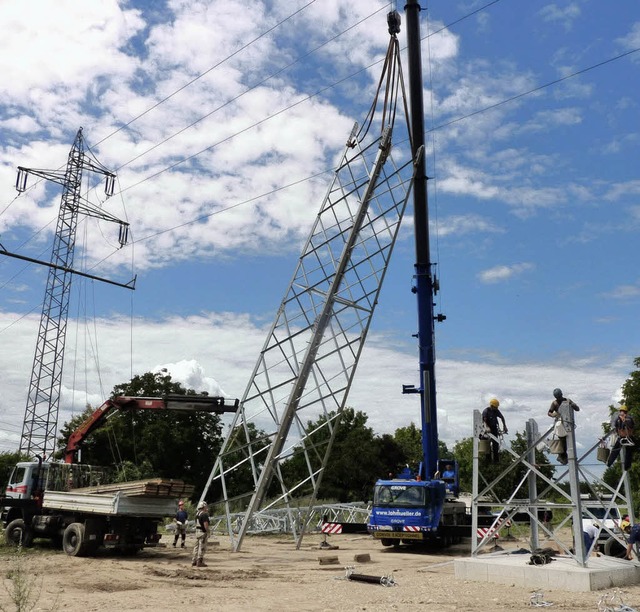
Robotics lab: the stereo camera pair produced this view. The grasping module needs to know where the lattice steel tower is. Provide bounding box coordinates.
[15,127,129,458]
[200,13,420,550]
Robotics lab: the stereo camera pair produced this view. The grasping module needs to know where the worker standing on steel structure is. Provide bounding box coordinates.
[607,404,635,471]
[482,399,508,463]
[548,388,579,465]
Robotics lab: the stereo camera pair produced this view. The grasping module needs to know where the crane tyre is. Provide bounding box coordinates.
[5,519,34,547]
[603,536,626,558]
[63,523,87,557]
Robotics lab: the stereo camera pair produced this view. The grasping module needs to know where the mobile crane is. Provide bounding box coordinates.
[366,1,469,547]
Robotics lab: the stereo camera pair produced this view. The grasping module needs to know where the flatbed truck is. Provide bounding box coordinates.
[2,394,238,556]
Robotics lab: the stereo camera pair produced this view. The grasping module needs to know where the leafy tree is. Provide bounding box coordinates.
[281,408,402,503]
[392,422,452,473]
[393,422,422,466]
[0,451,30,489]
[56,371,225,500]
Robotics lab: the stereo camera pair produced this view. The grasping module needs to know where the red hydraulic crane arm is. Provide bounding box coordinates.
[64,394,239,464]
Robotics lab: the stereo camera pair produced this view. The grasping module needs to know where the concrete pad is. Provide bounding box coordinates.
[455,553,640,592]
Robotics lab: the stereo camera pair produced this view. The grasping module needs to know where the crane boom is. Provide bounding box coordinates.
[404,0,442,479]
[64,395,238,464]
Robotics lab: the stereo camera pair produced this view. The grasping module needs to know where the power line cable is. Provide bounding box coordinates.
[106,0,527,196]
[0,3,385,278]
[3,3,637,315]
[0,0,493,235]
[426,47,640,134]
[94,0,318,148]
[112,5,387,175]
[113,46,640,249]
[4,42,638,287]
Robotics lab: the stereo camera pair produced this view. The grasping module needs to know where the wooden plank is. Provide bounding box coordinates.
[68,478,194,498]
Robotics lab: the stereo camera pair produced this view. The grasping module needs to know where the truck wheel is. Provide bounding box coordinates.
[63,523,87,557]
[5,519,34,547]
[603,536,627,558]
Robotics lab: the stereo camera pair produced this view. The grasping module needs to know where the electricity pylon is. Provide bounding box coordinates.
[15,127,130,458]
[200,14,418,551]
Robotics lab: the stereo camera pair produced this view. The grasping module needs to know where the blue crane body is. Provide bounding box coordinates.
[367,1,469,547]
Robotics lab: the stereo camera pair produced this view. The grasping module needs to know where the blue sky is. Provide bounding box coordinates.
[0,0,638,461]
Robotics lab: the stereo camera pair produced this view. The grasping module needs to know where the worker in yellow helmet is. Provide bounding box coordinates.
[482,398,508,463]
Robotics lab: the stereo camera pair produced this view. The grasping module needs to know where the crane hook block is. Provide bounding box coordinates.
[387,11,401,35]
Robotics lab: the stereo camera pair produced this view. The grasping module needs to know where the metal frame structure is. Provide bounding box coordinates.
[16,128,130,458]
[471,409,635,567]
[201,114,419,550]
[207,503,370,536]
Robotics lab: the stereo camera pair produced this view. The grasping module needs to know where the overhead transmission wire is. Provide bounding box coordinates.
[112,5,387,176]
[93,0,319,149]
[6,3,638,284]
[0,2,386,282]
[100,45,640,261]
[0,0,323,281]
[5,2,639,284]
[112,7,388,192]
[103,0,527,197]
[0,0,498,266]
[0,0,320,219]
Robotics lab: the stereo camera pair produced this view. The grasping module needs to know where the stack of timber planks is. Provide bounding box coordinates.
[69,478,194,499]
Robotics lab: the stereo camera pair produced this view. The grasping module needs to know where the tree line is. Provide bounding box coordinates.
[1,357,639,510]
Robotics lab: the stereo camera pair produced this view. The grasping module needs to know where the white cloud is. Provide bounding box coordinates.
[0,308,631,456]
[538,3,582,30]
[477,262,534,284]
[608,283,640,300]
[153,359,227,397]
[435,214,503,237]
[617,22,640,52]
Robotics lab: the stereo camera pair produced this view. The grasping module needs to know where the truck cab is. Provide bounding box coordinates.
[5,461,47,498]
[368,460,468,547]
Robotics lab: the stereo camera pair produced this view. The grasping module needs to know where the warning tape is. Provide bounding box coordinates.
[477,519,510,540]
[476,527,500,540]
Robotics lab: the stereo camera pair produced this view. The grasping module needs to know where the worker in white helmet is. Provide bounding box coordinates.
[191,500,210,568]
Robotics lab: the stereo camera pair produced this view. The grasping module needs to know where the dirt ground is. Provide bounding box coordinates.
[1,532,640,612]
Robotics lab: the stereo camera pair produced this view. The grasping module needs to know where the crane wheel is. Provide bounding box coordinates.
[5,519,34,547]
[63,523,88,557]
[603,536,626,558]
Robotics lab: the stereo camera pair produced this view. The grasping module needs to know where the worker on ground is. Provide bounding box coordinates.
[583,522,599,557]
[482,398,508,463]
[548,388,579,465]
[192,500,210,568]
[607,404,635,471]
[623,521,640,561]
[173,500,188,548]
